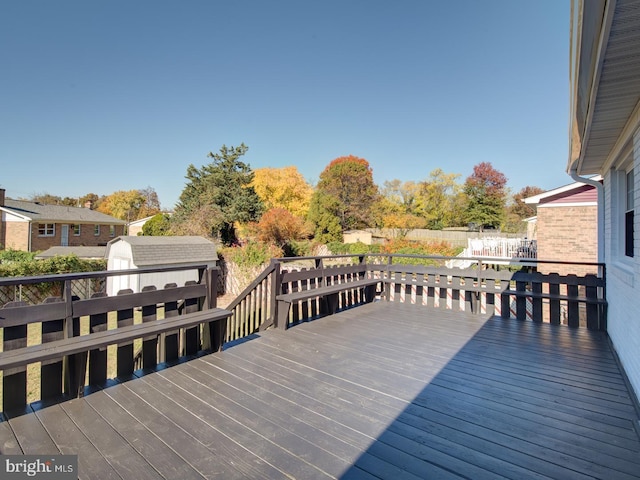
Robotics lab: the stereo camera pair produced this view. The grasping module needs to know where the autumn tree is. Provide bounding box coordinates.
[252,167,313,218]
[414,169,463,229]
[252,207,312,255]
[463,162,508,229]
[30,193,78,206]
[97,190,147,221]
[510,185,545,220]
[377,180,426,232]
[308,155,379,243]
[172,144,264,245]
[137,186,162,218]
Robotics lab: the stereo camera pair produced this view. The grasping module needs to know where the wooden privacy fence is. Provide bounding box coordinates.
[0,266,230,414]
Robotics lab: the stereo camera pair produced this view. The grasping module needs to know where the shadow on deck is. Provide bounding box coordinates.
[1,301,639,479]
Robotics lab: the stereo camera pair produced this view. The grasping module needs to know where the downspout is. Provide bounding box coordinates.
[569,163,605,264]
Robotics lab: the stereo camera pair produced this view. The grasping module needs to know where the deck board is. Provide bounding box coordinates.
[2,301,639,479]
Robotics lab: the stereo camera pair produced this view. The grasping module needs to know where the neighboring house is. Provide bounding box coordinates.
[0,189,126,252]
[569,0,640,401]
[523,179,599,275]
[35,246,107,260]
[127,215,154,236]
[105,236,218,295]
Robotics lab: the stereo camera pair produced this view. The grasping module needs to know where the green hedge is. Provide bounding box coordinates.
[0,250,106,278]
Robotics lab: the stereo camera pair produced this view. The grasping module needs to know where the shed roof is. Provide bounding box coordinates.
[107,236,218,267]
[2,199,126,224]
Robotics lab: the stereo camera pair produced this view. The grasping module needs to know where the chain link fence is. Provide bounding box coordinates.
[0,277,106,307]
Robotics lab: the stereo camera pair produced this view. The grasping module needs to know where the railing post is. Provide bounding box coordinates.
[63,280,86,398]
[202,267,226,352]
[272,261,288,329]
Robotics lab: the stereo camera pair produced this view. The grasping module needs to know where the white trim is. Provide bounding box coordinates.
[537,202,598,208]
[523,176,601,204]
[0,206,31,222]
[576,0,617,174]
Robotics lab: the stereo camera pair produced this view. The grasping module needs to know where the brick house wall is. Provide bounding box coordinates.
[3,220,30,251]
[29,223,125,251]
[535,205,598,275]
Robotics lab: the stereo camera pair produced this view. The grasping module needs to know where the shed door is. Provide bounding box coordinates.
[113,258,131,294]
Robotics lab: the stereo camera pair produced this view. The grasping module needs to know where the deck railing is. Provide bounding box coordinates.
[0,265,226,413]
[0,255,607,413]
[225,254,606,333]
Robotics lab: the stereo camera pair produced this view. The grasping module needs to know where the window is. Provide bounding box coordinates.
[94,225,100,236]
[38,223,55,236]
[71,224,81,236]
[625,169,635,257]
[109,225,116,237]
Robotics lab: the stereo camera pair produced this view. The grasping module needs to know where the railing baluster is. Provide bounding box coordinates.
[116,288,135,377]
[531,273,543,323]
[548,273,561,325]
[88,292,108,385]
[566,275,580,327]
[1,301,28,413]
[41,297,64,401]
[141,286,158,369]
[163,283,179,363]
[183,281,201,356]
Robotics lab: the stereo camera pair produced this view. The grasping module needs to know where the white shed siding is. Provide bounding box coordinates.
[105,236,218,296]
[137,265,202,292]
[106,241,136,295]
[604,128,640,400]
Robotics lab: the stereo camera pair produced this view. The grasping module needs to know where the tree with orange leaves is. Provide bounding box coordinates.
[308,155,379,242]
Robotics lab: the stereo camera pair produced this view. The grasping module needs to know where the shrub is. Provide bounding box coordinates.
[219,242,283,269]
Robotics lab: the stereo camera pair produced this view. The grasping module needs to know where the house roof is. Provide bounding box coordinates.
[523,176,601,205]
[107,236,218,267]
[1,199,126,224]
[569,0,640,174]
[35,246,107,260]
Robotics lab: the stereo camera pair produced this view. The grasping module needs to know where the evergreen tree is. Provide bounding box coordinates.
[173,144,264,244]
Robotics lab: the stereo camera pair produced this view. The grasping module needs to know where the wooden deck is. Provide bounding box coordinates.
[1,301,639,479]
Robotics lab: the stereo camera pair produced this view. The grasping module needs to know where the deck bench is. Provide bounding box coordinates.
[275,263,381,329]
[0,307,232,372]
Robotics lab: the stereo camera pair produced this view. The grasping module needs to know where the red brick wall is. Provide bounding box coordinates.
[29,223,125,251]
[535,205,598,275]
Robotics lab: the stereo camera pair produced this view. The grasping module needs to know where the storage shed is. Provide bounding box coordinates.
[105,236,218,296]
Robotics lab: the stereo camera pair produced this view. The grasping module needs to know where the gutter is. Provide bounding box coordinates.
[569,163,604,264]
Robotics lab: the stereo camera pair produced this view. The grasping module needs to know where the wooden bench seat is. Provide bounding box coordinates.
[0,308,232,372]
[275,264,381,328]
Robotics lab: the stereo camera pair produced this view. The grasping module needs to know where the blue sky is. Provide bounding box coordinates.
[1,1,570,210]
